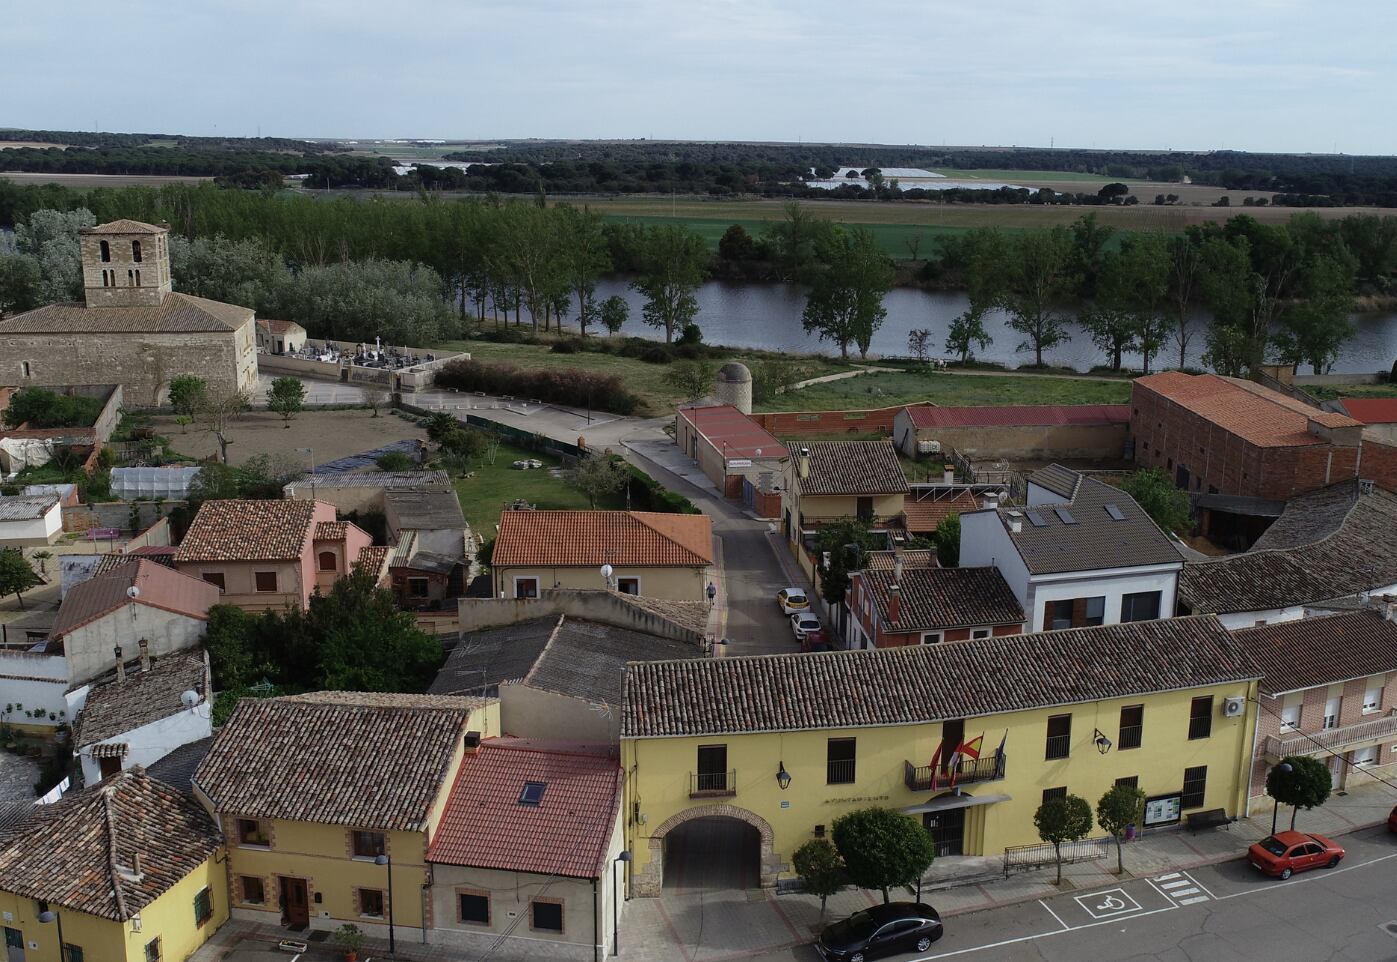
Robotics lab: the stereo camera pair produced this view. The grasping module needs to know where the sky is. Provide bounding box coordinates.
[5,0,1395,155]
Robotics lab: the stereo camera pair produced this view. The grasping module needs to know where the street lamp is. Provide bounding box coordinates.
[612,850,632,956]
[374,853,395,956]
[1093,729,1113,755]
[1270,762,1293,836]
[38,910,64,961]
[776,761,792,791]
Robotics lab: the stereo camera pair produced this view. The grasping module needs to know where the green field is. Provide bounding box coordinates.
[454,440,613,535]
[931,168,1116,184]
[596,213,978,257]
[1309,382,1397,401]
[756,370,1133,412]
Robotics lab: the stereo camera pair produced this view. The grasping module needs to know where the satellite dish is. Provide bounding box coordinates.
[180,690,199,709]
[126,585,140,599]
[600,564,614,579]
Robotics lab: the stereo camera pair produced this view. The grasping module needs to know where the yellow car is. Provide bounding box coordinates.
[778,587,810,615]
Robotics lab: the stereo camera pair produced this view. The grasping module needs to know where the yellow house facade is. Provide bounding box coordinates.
[193,692,498,939]
[0,770,227,962]
[620,616,1260,896]
[781,441,909,580]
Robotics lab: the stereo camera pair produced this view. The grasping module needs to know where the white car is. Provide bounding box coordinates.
[778,587,810,615]
[791,612,822,642]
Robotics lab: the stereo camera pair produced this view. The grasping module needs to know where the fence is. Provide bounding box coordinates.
[1002,836,1111,877]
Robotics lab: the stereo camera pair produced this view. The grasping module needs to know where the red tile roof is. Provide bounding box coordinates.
[315,521,347,540]
[678,404,785,461]
[905,404,1129,428]
[1133,372,1359,447]
[174,499,317,562]
[50,559,219,641]
[902,490,979,534]
[1340,397,1397,424]
[427,739,621,879]
[493,510,713,568]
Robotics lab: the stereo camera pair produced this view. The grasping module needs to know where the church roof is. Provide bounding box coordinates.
[0,292,252,334]
[83,219,167,235]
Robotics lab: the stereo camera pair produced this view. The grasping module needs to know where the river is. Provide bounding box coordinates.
[583,278,1397,375]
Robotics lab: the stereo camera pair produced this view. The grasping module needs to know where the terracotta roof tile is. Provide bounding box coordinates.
[84,219,166,235]
[315,521,347,540]
[861,567,1024,631]
[0,292,252,335]
[0,770,220,921]
[1340,397,1397,424]
[622,615,1257,737]
[902,490,978,534]
[791,439,909,496]
[1133,372,1359,447]
[50,559,218,640]
[194,693,480,831]
[73,651,209,747]
[864,550,936,571]
[492,510,713,568]
[427,739,621,879]
[1233,610,1397,697]
[174,499,317,562]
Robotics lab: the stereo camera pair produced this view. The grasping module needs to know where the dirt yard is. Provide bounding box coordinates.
[154,409,426,468]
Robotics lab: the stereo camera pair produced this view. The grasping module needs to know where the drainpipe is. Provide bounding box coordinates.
[593,877,600,962]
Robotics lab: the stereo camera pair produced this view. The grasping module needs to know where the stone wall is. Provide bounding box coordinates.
[457,589,705,645]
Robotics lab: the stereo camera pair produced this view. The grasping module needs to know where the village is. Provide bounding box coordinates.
[2,218,1397,962]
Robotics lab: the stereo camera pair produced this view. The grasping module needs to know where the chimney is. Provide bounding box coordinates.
[138,639,150,672]
[893,553,904,585]
[133,852,142,877]
[463,731,482,754]
[114,646,125,682]
[942,465,955,485]
[1007,511,1023,534]
[983,491,999,510]
[798,447,810,480]
[888,583,901,626]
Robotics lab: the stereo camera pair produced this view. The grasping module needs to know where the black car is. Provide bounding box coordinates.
[816,902,943,961]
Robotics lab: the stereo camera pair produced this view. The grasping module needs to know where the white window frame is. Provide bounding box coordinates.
[920,631,943,645]
[513,576,539,599]
[616,576,641,595]
[969,627,992,640]
[1363,676,1384,713]
[1351,745,1378,767]
[1323,697,1341,730]
[1278,704,1301,731]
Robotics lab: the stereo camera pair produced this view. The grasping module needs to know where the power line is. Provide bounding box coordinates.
[1251,694,1397,797]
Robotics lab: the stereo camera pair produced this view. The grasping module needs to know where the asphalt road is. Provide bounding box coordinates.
[757,825,1397,962]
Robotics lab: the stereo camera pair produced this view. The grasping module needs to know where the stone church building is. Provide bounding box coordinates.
[0,219,258,406]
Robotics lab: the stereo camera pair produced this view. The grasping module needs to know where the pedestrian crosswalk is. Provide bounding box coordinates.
[1154,871,1211,905]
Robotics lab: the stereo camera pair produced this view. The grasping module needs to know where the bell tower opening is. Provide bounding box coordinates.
[79,220,172,309]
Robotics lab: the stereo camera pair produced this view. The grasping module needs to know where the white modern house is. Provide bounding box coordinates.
[960,465,1184,632]
[0,494,61,546]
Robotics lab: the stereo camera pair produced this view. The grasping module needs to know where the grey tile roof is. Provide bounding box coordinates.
[1233,611,1397,696]
[1027,464,1082,500]
[1179,484,1397,614]
[145,736,214,796]
[792,440,909,496]
[0,496,57,521]
[284,471,451,493]
[73,650,208,747]
[622,615,1258,738]
[0,292,251,334]
[861,566,1024,631]
[994,471,1183,575]
[194,693,480,831]
[385,487,467,530]
[431,618,560,694]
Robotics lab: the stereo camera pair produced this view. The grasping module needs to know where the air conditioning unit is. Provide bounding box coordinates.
[916,439,942,456]
[1222,697,1246,718]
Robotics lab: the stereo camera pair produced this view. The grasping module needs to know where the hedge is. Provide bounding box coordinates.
[434,359,640,415]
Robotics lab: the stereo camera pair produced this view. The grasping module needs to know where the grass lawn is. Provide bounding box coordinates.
[756,370,1133,412]
[432,337,850,417]
[453,440,601,535]
[1311,382,1397,400]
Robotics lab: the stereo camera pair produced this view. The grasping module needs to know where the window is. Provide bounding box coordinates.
[1363,676,1385,713]
[318,551,337,572]
[1351,745,1378,767]
[201,572,226,591]
[1188,696,1213,740]
[144,938,162,962]
[694,744,729,794]
[1181,765,1208,809]
[254,571,279,593]
[20,361,31,378]
[193,887,213,926]
[1049,597,1104,630]
[970,628,992,640]
[920,631,943,645]
[531,899,564,932]
[132,240,142,262]
[1118,705,1144,750]
[1050,600,1073,631]
[240,876,265,904]
[135,269,141,286]
[237,819,268,846]
[100,240,111,262]
[1114,775,1139,789]
[128,269,135,285]
[616,577,640,595]
[1042,786,1067,804]
[458,891,490,925]
[1324,696,1341,729]
[827,738,856,785]
[1120,591,1161,623]
[514,577,539,599]
[62,946,83,962]
[351,830,386,858]
[856,497,874,521]
[408,577,430,599]
[358,888,385,918]
[518,782,547,805]
[1279,693,1302,731]
[1045,714,1071,760]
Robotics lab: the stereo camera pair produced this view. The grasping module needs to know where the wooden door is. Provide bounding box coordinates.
[280,877,310,928]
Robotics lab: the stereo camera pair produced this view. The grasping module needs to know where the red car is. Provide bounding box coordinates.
[1388,805,1397,833]
[1247,831,1344,879]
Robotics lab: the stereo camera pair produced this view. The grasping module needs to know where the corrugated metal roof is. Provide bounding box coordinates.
[678,404,785,461]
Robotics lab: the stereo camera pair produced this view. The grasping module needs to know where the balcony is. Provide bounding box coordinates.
[904,755,1006,792]
[1045,734,1071,760]
[689,769,737,798]
[1118,724,1143,750]
[1264,710,1397,761]
[827,758,857,785]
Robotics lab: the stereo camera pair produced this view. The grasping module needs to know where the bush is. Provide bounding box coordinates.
[621,462,700,514]
[434,359,640,415]
[550,339,583,354]
[2,388,103,429]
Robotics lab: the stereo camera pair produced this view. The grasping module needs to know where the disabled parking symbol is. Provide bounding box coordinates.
[1074,887,1142,919]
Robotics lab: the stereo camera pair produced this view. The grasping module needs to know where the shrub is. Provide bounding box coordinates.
[2,388,103,429]
[550,339,583,354]
[434,359,639,415]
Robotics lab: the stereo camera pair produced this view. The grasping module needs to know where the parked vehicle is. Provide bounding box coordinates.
[791,611,822,641]
[817,902,943,961]
[778,587,810,615]
[1387,804,1397,833]
[1247,831,1344,879]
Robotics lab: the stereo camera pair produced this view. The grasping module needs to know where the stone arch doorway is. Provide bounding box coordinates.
[634,804,779,897]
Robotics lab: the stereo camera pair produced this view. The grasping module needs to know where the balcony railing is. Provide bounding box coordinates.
[827,758,857,785]
[1188,716,1213,740]
[1045,734,1071,760]
[689,769,737,797]
[904,754,1006,792]
[1118,724,1143,750]
[1264,710,1397,761]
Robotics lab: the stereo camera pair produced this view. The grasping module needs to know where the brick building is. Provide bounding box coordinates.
[1129,372,1363,502]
